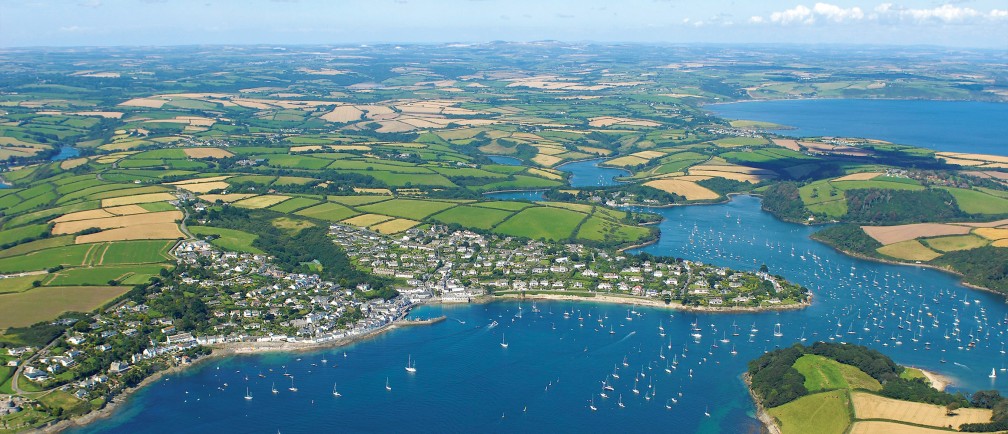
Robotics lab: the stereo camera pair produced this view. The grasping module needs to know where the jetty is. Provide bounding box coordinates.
[394,315,447,327]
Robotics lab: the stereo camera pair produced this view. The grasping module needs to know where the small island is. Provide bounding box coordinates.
[747,342,1008,434]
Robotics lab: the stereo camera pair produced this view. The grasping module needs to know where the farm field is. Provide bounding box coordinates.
[851,391,992,429]
[493,207,586,241]
[189,226,263,254]
[0,286,131,329]
[793,354,881,392]
[768,389,851,434]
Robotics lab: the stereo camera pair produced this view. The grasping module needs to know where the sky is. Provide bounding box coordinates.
[2,0,1006,48]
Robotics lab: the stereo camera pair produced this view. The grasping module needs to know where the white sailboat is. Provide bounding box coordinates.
[774,323,783,337]
[288,377,298,392]
[991,368,997,379]
[405,354,417,373]
[618,394,625,408]
[271,382,278,394]
[332,382,341,397]
[244,387,253,400]
[500,333,509,348]
[385,377,392,391]
[589,396,597,411]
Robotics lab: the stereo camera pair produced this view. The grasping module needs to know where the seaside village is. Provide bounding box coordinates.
[1,222,806,427]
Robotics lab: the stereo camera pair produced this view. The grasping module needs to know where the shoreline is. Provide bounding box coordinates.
[811,235,1003,297]
[913,366,952,392]
[40,314,414,433]
[743,372,782,434]
[492,291,810,313]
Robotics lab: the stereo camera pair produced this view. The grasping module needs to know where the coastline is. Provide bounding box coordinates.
[39,314,415,433]
[492,291,810,313]
[743,372,782,434]
[913,367,952,392]
[811,235,1003,297]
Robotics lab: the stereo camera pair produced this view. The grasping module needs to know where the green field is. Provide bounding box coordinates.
[0,244,93,273]
[189,226,264,254]
[575,216,651,244]
[0,275,44,294]
[876,240,942,261]
[923,234,989,252]
[98,240,175,264]
[493,207,587,241]
[793,354,881,392]
[358,199,456,220]
[46,264,167,286]
[294,202,360,221]
[768,389,852,434]
[0,223,49,246]
[943,187,1008,215]
[428,205,514,230]
[268,197,320,213]
[0,286,131,329]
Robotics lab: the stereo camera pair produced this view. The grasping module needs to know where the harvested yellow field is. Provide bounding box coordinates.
[644,179,720,200]
[375,120,415,133]
[53,209,115,223]
[633,150,666,159]
[588,116,661,128]
[849,421,988,434]
[199,193,255,203]
[528,168,564,180]
[835,172,882,182]
[940,157,985,166]
[531,154,563,167]
[994,239,1008,247]
[120,97,166,108]
[342,214,394,227]
[877,240,942,261]
[102,192,176,207]
[936,152,1008,165]
[974,227,1008,240]
[371,218,419,234]
[183,148,233,158]
[535,146,567,156]
[322,105,364,123]
[689,170,769,183]
[169,175,232,185]
[76,223,184,243]
[851,392,992,429]
[176,181,230,193]
[576,146,612,156]
[233,195,291,209]
[59,157,89,170]
[71,111,124,118]
[53,211,182,234]
[329,145,372,151]
[691,162,769,175]
[290,145,323,152]
[957,218,1008,228]
[605,155,650,167]
[772,139,802,151]
[862,223,971,245]
[353,188,392,195]
[104,204,150,215]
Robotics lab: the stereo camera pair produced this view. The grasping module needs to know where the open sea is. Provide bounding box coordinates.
[708,99,1008,156]
[73,101,1008,433]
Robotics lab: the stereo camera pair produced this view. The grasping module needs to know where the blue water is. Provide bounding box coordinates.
[708,99,1008,156]
[74,195,1008,434]
[488,156,523,166]
[50,145,80,161]
[556,158,629,188]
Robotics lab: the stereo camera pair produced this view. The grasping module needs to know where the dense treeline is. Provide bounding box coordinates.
[811,224,882,257]
[544,184,683,205]
[844,188,963,224]
[932,246,1008,294]
[760,182,809,223]
[748,344,808,407]
[805,342,901,382]
[961,390,1008,432]
[197,206,394,297]
[696,177,757,195]
[879,377,968,406]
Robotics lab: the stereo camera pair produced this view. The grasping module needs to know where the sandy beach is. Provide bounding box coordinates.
[915,367,952,391]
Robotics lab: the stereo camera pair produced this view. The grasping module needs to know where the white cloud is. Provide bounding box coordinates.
[813,3,864,22]
[755,3,1008,26]
[770,5,813,25]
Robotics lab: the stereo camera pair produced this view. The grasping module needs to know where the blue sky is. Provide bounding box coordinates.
[2,0,1006,48]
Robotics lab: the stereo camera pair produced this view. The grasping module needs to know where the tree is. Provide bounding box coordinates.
[947,402,962,416]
